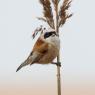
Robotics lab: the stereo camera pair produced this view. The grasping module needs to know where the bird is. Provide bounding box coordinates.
[16,29,60,72]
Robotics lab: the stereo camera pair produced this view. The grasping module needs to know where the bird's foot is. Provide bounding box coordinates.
[51,62,61,67]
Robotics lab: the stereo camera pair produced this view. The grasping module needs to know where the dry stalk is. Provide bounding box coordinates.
[39,0,55,29]
[52,0,60,11]
[59,0,72,27]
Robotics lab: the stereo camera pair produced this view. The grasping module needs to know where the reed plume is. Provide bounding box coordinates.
[59,0,72,27]
[52,0,60,11]
[39,0,55,29]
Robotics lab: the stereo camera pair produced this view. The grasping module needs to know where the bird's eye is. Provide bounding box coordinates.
[44,32,51,38]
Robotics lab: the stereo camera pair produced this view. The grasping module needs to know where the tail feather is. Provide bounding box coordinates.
[16,60,29,72]
[16,53,35,72]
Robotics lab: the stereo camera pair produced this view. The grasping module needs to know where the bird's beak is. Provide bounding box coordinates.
[52,33,59,37]
[55,33,59,36]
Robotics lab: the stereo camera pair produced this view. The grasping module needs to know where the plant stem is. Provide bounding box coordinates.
[55,0,61,95]
[57,56,61,95]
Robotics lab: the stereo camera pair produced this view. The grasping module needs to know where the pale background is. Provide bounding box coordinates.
[0,0,95,95]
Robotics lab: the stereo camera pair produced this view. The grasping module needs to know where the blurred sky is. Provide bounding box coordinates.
[0,0,95,95]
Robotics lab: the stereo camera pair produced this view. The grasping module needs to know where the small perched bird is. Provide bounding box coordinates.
[16,29,60,72]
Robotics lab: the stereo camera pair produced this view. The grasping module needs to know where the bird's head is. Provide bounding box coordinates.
[40,29,59,44]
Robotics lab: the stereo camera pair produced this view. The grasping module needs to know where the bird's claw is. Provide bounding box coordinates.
[51,62,61,67]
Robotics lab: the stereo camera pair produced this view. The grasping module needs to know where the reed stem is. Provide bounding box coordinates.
[55,0,61,95]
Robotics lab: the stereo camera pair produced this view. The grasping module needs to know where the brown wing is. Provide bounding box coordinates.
[28,38,49,64]
[33,38,48,54]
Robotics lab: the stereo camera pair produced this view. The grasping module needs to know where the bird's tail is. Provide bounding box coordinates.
[16,59,30,72]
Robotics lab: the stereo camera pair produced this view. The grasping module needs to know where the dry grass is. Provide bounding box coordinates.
[39,0,55,29]
[38,0,72,29]
[59,0,73,27]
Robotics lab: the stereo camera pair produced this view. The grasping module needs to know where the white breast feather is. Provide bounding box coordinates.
[46,36,60,50]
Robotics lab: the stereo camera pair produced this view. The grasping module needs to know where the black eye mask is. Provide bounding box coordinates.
[44,32,56,39]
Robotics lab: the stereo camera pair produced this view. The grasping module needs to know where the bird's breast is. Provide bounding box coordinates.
[38,44,59,64]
